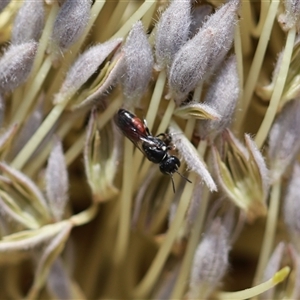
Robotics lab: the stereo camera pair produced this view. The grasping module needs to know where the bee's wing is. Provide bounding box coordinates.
[130,136,150,157]
[115,112,151,156]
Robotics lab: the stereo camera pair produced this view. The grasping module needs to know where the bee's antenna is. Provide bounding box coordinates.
[170,175,176,193]
[176,171,192,183]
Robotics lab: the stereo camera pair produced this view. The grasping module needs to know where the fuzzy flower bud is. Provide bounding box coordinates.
[72,52,124,110]
[190,5,213,36]
[169,121,217,192]
[45,138,69,222]
[268,99,300,182]
[168,0,240,104]
[213,130,269,221]
[283,163,300,250]
[120,21,153,107]
[198,55,239,140]
[188,218,230,299]
[50,0,91,55]
[0,42,37,92]
[11,0,44,44]
[278,0,300,31]
[155,0,191,71]
[54,38,122,104]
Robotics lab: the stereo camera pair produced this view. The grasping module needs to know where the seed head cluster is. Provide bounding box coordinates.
[0,0,298,299]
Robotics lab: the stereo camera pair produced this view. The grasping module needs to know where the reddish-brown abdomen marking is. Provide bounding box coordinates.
[131,117,147,135]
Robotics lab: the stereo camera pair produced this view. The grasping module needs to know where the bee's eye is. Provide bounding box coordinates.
[159,156,180,175]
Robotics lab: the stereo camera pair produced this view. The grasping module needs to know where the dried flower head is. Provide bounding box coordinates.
[213,130,269,221]
[72,52,124,110]
[54,38,122,104]
[0,162,51,231]
[84,108,119,202]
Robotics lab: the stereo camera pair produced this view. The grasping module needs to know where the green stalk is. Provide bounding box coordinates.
[255,27,296,148]
[234,0,279,131]
[252,179,281,288]
[132,172,195,298]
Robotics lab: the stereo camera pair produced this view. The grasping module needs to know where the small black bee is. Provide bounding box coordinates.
[115,109,190,192]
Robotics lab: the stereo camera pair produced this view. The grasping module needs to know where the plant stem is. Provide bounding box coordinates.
[251,1,270,37]
[11,101,68,170]
[219,267,290,300]
[155,99,176,136]
[64,95,123,166]
[234,0,279,131]
[111,0,156,40]
[255,27,296,148]
[27,2,59,83]
[70,202,99,226]
[99,0,131,41]
[170,184,209,299]
[234,21,244,116]
[132,173,195,298]
[252,179,281,288]
[12,56,52,125]
[114,139,134,265]
[146,70,167,130]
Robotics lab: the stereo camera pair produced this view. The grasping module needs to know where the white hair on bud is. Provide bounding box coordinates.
[155,0,191,71]
[0,42,38,92]
[169,0,240,104]
[11,0,45,44]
